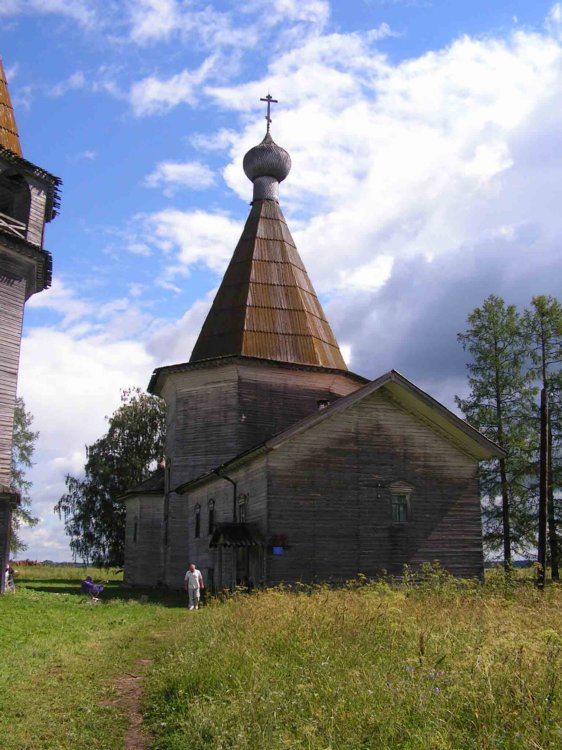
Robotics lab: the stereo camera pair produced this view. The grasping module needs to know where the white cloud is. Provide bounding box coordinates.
[129,56,219,115]
[75,149,96,161]
[136,208,241,278]
[147,295,213,365]
[0,0,97,27]
[48,70,86,97]
[144,160,216,194]
[126,0,180,45]
[16,322,157,560]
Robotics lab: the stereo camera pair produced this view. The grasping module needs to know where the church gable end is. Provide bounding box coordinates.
[265,387,484,583]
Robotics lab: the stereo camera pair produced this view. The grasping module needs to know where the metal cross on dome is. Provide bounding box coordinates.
[260,93,278,133]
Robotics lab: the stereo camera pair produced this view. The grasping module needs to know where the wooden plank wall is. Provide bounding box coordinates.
[26,179,47,247]
[266,388,483,583]
[182,461,268,591]
[0,255,25,486]
[162,361,362,487]
[123,495,165,587]
[151,361,362,589]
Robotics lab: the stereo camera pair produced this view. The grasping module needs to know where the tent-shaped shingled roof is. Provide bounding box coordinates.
[190,199,347,369]
[0,60,22,157]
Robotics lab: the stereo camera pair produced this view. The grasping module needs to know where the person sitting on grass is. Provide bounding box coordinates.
[81,575,104,597]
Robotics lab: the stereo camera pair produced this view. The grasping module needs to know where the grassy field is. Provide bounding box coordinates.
[1,566,562,749]
[0,565,185,750]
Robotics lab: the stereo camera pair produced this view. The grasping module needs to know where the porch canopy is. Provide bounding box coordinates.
[209,523,264,548]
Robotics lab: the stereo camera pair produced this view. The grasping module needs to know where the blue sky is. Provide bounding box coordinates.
[1,0,562,560]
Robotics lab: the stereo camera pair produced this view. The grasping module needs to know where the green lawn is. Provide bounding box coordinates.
[1,566,562,750]
[0,565,186,750]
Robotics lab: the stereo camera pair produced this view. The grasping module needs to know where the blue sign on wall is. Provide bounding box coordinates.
[272,546,284,556]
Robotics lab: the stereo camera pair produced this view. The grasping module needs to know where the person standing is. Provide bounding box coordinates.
[184,563,204,609]
[5,564,15,593]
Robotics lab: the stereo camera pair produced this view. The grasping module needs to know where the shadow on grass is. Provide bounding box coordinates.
[19,580,187,608]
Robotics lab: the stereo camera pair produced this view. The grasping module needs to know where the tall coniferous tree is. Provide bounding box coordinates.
[522,295,562,583]
[456,295,536,567]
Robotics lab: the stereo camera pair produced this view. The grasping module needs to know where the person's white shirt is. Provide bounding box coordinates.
[185,568,203,589]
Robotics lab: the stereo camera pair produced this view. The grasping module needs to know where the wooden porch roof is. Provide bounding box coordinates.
[0,60,22,157]
[190,199,347,370]
[209,523,264,548]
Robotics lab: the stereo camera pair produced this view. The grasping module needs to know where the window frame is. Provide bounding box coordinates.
[208,499,215,535]
[194,503,201,539]
[388,481,415,524]
[238,493,248,523]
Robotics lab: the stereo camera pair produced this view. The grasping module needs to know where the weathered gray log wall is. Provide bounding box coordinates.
[0,261,25,487]
[142,359,363,589]
[182,461,268,591]
[123,495,166,587]
[161,360,363,488]
[265,388,483,583]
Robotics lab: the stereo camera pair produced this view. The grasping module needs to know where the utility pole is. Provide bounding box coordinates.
[537,385,549,589]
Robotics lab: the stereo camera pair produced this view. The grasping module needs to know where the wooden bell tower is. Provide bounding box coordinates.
[0,60,61,591]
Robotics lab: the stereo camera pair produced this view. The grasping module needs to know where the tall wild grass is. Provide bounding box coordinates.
[145,567,562,750]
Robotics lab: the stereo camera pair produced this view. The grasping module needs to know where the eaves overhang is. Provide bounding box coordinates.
[148,354,367,396]
[0,146,62,222]
[0,229,53,295]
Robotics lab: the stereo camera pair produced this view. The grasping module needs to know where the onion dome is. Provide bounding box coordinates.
[243,131,291,202]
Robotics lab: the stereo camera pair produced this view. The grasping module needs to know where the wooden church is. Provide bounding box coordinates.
[0,61,61,592]
[123,99,502,591]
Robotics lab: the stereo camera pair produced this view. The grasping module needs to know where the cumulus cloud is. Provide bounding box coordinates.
[129,56,219,115]
[144,160,216,193]
[134,208,242,279]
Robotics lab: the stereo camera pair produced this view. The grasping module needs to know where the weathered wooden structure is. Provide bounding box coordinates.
[123,101,502,590]
[0,61,61,591]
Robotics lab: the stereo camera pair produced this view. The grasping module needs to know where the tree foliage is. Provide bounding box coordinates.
[522,296,562,579]
[10,397,39,553]
[55,388,166,567]
[456,295,537,562]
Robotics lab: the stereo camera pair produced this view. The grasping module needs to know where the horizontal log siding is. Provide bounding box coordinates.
[123,495,165,587]
[161,361,362,487]
[163,491,190,590]
[178,461,268,591]
[266,389,483,583]
[0,268,25,486]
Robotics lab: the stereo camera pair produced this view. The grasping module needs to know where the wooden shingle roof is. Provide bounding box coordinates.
[0,60,22,157]
[190,199,347,369]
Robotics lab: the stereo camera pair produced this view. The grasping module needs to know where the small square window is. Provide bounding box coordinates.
[391,494,409,523]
